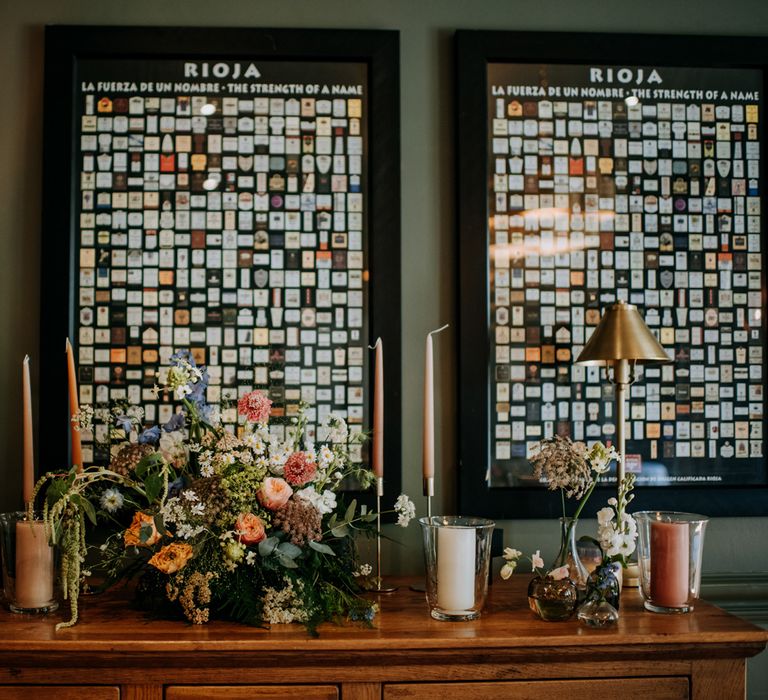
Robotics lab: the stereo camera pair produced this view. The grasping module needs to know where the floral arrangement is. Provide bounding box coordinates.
[596,473,637,566]
[34,351,414,632]
[505,438,619,587]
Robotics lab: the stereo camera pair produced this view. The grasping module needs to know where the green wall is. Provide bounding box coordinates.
[2,0,768,667]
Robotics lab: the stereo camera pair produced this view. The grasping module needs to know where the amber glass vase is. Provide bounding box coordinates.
[527,575,578,621]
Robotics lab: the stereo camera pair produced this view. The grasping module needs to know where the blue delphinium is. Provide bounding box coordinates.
[138,425,161,445]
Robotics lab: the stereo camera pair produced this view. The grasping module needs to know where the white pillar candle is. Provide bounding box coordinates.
[436,526,476,613]
[15,520,54,609]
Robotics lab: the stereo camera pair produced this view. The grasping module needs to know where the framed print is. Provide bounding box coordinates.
[457,30,768,518]
[41,26,401,504]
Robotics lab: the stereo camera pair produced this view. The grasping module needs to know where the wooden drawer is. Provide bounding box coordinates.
[384,678,689,699]
[0,688,119,700]
[166,687,338,700]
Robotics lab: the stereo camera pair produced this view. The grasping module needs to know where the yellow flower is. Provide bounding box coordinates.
[149,542,194,574]
[124,512,161,547]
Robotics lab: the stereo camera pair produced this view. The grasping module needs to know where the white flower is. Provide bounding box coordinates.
[619,533,636,557]
[549,565,570,581]
[503,547,522,561]
[325,413,348,443]
[191,502,205,517]
[175,384,192,400]
[500,563,516,580]
[531,550,544,571]
[607,497,618,506]
[182,489,198,502]
[100,488,124,513]
[200,463,214,478]
[319,445,334,467]
[246,551,257,566]
[296,487,337,515]
[597,507,615,526]
[353,563,373,577]
[394,494,416,528]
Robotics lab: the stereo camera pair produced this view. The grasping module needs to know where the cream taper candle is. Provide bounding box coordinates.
[371,338,383,478]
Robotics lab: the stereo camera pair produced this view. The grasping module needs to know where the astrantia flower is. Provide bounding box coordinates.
[284,451,317,486]
[394,494,416,528]
[237,390,272,424]
[100,488,124,513]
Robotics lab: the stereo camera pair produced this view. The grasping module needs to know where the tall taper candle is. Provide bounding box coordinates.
[423,325,449,489]
[423,334,435,482]
[22,356,34,505]
[371,338,383,478]
[65,338,83,471]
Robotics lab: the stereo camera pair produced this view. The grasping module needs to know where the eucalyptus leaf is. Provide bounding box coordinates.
[276,552,299,569]
[344,499,357,523]
[309,541,336,556]
[258,536,279,557]
[331,524,350,538]
[277,541,302,559]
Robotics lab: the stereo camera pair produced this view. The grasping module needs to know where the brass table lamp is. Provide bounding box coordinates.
[575,300,672,484]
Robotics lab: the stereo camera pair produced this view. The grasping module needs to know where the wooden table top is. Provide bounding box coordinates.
[0,576,765,655]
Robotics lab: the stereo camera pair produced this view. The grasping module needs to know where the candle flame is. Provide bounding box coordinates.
[368,337,382,350]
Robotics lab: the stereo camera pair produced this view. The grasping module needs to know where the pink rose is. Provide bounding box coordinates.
[235,513,267,545]
[257,477,293,510]
[237,390,272,424]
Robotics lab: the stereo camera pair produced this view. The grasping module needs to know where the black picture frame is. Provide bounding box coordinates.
[456,29,768,519]
[40,26,402,509]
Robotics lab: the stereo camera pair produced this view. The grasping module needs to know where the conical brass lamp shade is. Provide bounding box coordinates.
[576,300,671,366]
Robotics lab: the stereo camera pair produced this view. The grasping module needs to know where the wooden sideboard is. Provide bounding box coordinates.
[0,576,765,700]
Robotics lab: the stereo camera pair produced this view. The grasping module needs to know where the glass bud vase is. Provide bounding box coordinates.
[553,517,589,594]
[527,575,578,621]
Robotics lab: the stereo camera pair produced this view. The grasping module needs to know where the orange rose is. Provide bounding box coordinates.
[124,511,161,547]
[257,477,293,510]
[148,542,194,574]
[235,512,267,545]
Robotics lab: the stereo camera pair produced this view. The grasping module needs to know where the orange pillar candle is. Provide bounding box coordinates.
[371,338,383,479]
[65,338,83,471]
[14,520,55,610]
[22,355,34,505]
[650,520,690,608]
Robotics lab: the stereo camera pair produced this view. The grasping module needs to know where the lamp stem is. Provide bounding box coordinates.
[613,358,631,485]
